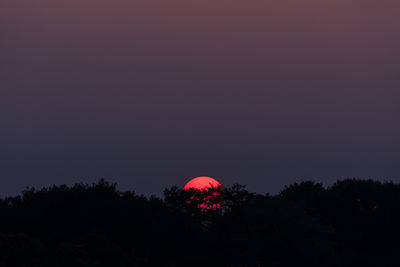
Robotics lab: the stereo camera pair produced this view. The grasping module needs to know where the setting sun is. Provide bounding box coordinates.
[183,176,221,191]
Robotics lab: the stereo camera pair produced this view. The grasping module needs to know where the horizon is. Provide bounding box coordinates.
[2,177,400,199]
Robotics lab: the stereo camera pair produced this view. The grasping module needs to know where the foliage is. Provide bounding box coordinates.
[0,178,399,266]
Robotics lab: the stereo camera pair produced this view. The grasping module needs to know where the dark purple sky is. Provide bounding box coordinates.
[1,0,400,196]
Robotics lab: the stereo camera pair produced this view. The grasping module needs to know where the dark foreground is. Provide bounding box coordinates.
[1,179,400,267]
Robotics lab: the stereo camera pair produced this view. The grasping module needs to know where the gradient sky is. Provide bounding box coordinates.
[1,0,400,196]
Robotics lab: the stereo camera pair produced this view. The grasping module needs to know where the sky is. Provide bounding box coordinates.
[1,0,400,196]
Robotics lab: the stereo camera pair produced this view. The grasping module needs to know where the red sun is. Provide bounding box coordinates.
[183,176,223,210]
[183,176,221,191]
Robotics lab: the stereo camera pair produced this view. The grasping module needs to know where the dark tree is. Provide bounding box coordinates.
[0,178,400,266]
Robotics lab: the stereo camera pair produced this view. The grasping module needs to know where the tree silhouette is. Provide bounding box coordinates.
[0,178,399,266]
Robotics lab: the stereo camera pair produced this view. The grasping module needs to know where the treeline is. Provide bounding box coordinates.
[0,179,400,267]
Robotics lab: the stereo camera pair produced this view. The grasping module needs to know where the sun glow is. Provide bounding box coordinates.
[183,176,223,210]
[183,176,221,190]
